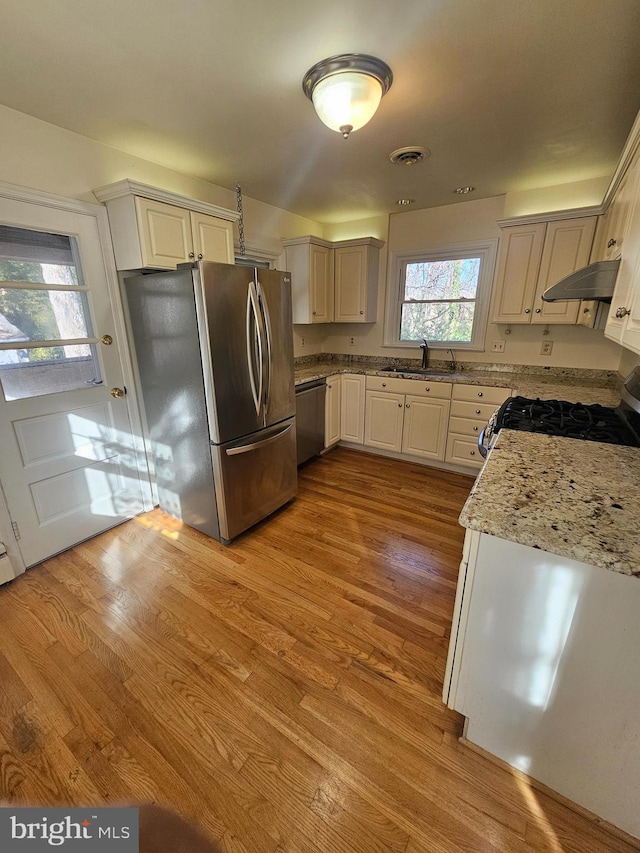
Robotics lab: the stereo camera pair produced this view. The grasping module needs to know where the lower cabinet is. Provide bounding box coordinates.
[340,374,366,444]
[445,384,512,469]
[325,375,341,448]
[364,377,452,461]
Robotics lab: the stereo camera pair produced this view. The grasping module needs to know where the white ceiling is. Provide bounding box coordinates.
[1,0,639,223]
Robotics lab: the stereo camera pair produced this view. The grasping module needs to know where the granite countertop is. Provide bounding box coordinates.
[459,430,640,576]
[294,357,622,407]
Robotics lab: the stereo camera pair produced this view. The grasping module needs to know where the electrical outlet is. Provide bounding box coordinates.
[540,341,553,355]
[300,336,305,348]
[349,336,355,347]
[491,340,505,353]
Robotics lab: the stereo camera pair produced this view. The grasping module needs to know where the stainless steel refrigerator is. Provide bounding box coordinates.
[124,260,297,543]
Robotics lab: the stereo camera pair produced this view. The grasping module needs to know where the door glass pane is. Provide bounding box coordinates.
[0,344,102,401]
[0,288,92,341]
[0,225,80,282]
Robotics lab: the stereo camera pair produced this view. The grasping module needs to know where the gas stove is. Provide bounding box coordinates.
[478,367,640,458]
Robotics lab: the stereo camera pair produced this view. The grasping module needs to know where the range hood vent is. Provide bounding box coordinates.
[541,259,620,303]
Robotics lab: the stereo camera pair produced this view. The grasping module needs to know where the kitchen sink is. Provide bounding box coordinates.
[380,366,455,376]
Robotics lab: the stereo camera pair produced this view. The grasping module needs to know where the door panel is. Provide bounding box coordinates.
[0,196,147,568]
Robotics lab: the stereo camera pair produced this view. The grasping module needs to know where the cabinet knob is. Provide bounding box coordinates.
[524,308,531,314]
[405,403,410,408]
[477,392,483,397]
[188,252,195,259]
[360,310,364,315]
[382,382,386,387]
[425,387,430,392]
[470,450,476,456]
[535,308,541,313]
[616,306,631,318]
[197,253,203,260]
[312,311,317,315]
[473,426,479,431]
[607,238,617,248]
[475,409,481,414]
[398,402,402,408]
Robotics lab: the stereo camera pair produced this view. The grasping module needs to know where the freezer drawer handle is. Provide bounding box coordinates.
[225,424,293,456]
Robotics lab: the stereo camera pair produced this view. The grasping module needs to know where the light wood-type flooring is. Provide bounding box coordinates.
[0,447,636,852]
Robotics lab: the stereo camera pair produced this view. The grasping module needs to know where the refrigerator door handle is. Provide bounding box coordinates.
[246,281,263,417]
[256,279,273,410]
[225,423,293,456]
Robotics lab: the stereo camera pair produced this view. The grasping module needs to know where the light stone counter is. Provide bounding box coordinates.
[294,358,622,407]
[459,430,640,576]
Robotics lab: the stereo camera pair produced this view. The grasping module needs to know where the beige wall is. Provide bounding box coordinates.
[0,104,322,258]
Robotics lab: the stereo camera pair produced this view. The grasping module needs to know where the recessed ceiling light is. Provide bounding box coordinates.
[395,198,415,206]
[454,186,475,194]
[389,147,430,166]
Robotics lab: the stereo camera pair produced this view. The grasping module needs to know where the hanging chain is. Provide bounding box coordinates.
[235,183,246,256]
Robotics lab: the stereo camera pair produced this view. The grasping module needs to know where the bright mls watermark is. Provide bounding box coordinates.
[0,808,139,852]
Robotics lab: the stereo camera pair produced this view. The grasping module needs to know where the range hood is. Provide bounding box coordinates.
[541,259,620,303]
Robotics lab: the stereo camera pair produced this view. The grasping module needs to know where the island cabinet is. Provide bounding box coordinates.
[324,374,342,448]
[491,215,597,325]
[93,180,237,270]
[283,235,383,324]
[445,383,512,469]
[363,376,451,461]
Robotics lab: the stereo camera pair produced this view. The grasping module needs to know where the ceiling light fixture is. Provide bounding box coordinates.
[454,186,475,194]
[396,198,415,206]
[303,53,393,139]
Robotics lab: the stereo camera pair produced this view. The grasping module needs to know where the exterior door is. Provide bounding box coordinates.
[0,190,149,569]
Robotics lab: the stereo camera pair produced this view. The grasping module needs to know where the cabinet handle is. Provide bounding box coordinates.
[477,392,483,397]
[607,238,617,248]
[197,253,203,260]
[616,306,631,318]
[535,308,541,313]
[475,409,481,414]
[524,308,531,314]
[188,252,195,259]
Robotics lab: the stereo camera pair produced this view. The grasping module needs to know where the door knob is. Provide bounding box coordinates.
[616,307,630,318]
[110,387,126,398]
[100,334,113,345]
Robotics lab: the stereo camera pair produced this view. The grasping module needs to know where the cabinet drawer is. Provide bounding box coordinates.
[366,375,452,399]
[445,434,483,469]
[449,416,485,437]
[450,400,502,420]
[452,384,512,406]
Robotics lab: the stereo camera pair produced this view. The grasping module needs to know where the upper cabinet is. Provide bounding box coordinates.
[492,215,597,325]
[283,235,384,324]
[93,180,237,270]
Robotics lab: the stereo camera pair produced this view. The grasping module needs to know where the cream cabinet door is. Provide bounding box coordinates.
[531,217,596,324]
[605,156,640,346]
[492,224,545,323]
[310,243,334,323]
[135,197,193,267]
[334,246,366,322]
[402,395,450,460]
[364,390,404,452]
[191,212,234,264]
[340,374,365,443]
[325,375,341,447]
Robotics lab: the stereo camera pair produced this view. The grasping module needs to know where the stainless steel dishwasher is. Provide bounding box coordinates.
[295,378,326,465]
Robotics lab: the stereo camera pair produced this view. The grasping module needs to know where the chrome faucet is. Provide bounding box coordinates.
[420,339,429,369]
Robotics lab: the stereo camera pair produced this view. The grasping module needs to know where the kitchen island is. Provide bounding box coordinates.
[445,431,640,840]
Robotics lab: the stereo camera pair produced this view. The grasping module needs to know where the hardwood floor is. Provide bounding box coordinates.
[0,447,636,852]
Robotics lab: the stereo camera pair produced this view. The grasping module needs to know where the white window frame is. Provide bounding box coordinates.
[383,240,498,351]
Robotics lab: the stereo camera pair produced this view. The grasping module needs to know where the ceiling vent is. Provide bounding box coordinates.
[389,146,430,166]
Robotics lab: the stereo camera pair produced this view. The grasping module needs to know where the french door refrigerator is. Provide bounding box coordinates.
[124,260,297,543]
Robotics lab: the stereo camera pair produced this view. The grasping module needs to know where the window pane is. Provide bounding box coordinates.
[0,345,101,401]
[404,257,480,301]
[0,224,78,272]
[400,301,476,343]
[0,289,91,342]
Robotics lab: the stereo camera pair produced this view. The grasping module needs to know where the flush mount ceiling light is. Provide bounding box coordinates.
[303,53,393,139]
[389,147,430,166]
[395,198,415,206]
[454,186,475,194]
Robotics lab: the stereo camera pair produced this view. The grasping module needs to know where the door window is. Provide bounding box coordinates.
[0,225,102,400]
